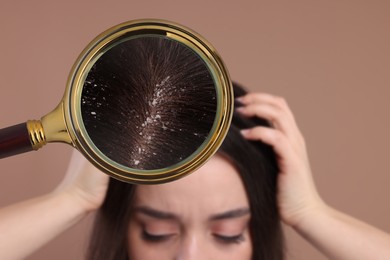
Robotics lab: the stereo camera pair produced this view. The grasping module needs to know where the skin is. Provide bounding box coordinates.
[238,93,390,259]
[1,92,389,259]
[127,155,252,260]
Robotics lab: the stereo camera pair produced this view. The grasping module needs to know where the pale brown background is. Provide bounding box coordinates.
[1,0,389,259]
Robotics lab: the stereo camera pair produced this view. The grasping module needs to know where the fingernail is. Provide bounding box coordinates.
[240,129,250,136]
[235,107,245,113]
[235,96,244,103]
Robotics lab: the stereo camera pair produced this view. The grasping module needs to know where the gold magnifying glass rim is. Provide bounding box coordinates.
[61,19,233,184]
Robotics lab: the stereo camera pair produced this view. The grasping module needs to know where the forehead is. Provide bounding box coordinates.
[133,155,249,216]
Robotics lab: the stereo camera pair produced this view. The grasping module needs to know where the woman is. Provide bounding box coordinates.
[87,84,283,259]
[1,85,390,259]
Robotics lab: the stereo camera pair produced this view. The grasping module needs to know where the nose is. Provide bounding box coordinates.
[176,233,207,260]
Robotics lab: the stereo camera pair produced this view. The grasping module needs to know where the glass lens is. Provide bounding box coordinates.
[80,36,217,170]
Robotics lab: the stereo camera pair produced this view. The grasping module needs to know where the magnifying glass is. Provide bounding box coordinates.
[0,19,233,184]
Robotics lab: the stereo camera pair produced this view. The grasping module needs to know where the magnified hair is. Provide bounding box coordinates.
[81,36,216,170]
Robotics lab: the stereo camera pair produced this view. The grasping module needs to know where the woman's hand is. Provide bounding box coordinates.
[236,92,325,227]
[55,149,109,213]
[237,92,390,259]
[0,150,110,259]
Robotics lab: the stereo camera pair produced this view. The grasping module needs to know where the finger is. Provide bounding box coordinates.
[236,103,291,133]
[237,92,295,120]
[237,103,304,150]
[62,150,104,186]
[65,150,89,176]
[237,93,305,147]
[240,126,295,168]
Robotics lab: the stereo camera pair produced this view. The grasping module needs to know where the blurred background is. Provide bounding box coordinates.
[1,0,389,259]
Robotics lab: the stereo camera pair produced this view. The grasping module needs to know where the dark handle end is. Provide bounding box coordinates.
[0,122,35,159]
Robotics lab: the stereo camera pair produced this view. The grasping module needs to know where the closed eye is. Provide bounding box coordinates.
[142,229,174,243]
[213,234,245,244]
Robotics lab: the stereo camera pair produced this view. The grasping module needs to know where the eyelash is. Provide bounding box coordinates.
[214,234,245,244]
[142,230,172,243]
[141,230,245,244]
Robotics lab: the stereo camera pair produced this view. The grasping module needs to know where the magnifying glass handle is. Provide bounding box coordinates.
[0,121,46,159]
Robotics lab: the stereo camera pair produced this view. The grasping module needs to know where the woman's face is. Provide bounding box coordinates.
[127,154,252,260]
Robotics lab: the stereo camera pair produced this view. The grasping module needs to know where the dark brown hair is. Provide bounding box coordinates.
[86,82,284,259]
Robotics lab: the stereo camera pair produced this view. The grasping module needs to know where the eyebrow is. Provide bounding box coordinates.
[133,206,250,221]
[134,206,179,220]
[209,208,250,221]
